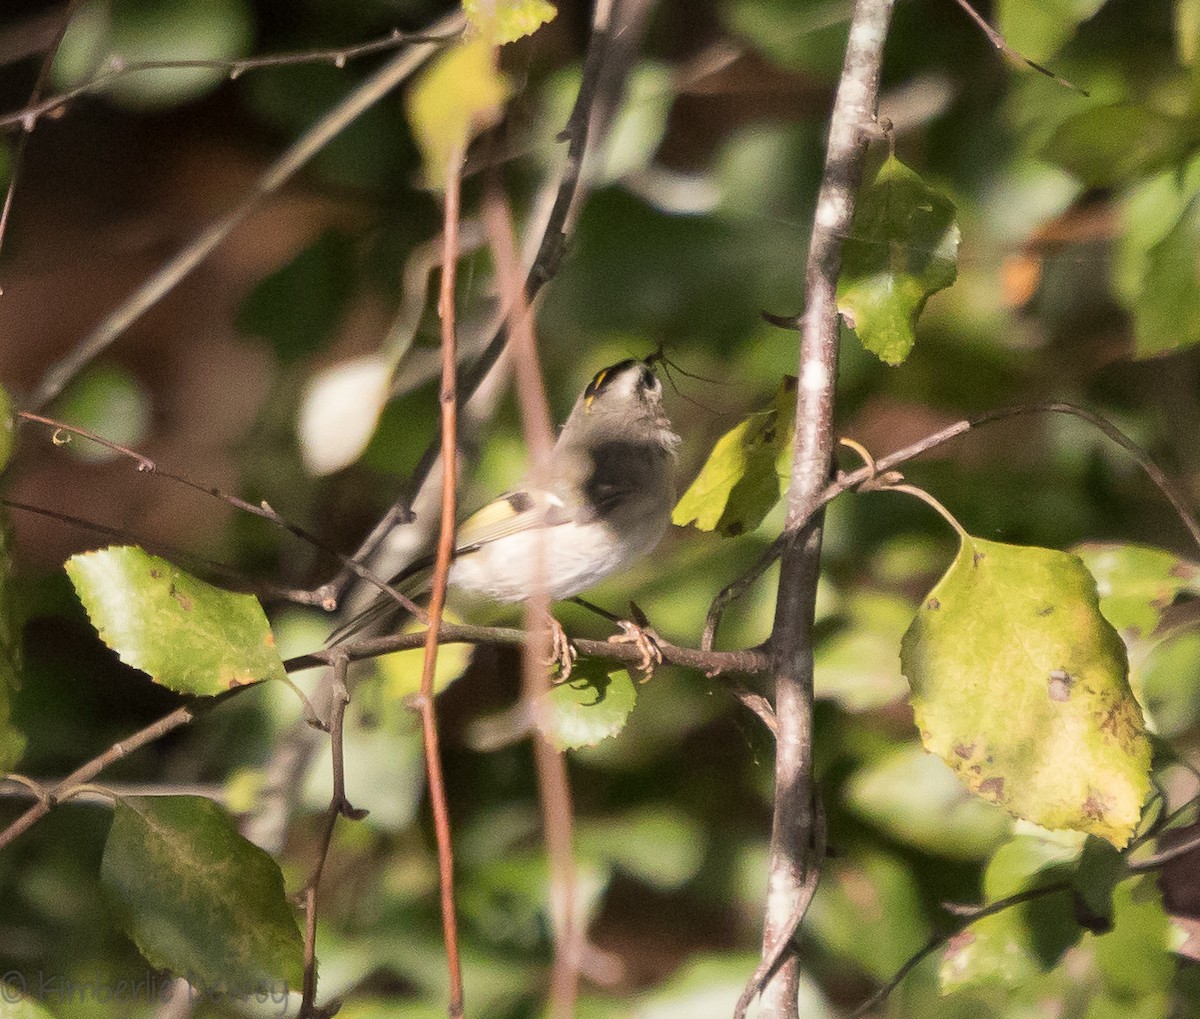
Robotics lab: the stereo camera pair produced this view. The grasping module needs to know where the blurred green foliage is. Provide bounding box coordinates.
[5,0,1200,1016]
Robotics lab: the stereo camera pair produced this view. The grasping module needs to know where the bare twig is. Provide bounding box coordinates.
[0,25,464,133]
[734,792,826,1019]
[28,10,466,412]
[0,0,86,269]
[949,0,1089,96]
[420,144,466,1019]
[15,411,425,617]
[0,693,246,851]
[704,400,1200,652]
[283,622,771,679]
[760,1,894,1014]
[298,655,358,1019]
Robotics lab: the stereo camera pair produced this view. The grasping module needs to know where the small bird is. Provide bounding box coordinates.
[331,357,680,674]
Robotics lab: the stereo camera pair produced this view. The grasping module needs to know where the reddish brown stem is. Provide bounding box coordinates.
[418,148,466,1019]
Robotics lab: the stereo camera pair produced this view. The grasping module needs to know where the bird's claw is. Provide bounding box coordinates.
[547,617,578,681]
[608,619,663,679]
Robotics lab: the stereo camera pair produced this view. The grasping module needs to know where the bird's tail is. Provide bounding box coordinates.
[325,556,435,646]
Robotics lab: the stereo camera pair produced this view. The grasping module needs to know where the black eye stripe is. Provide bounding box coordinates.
[584,359,640,401]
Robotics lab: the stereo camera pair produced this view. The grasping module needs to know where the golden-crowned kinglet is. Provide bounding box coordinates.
[331,358,679,644]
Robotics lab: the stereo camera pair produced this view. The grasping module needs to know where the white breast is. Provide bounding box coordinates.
[448,512,668,602]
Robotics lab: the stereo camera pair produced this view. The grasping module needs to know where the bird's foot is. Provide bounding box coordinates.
[548,616,578,682]
[608,619,663,680]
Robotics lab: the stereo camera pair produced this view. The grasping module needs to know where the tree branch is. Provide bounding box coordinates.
[760,1,894,1014]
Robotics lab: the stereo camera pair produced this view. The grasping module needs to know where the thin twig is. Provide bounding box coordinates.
[28,10,465,412]
[283,622,772,679]
[848,880,1072,1018]
[0,694,244,851]
[15,411,425,618]
[298,655,357,1019]
[0,25,464,133]
[949,0,1089,96]
[704,401,1200,650]
[759,1,894,1014]
[0,0,86,270]
[419,143,466,1019]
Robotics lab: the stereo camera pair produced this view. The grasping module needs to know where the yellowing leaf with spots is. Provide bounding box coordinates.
[901,537,1150,848]
[464,0,557,44]
[66,545,286,695]
[406,36,509,188]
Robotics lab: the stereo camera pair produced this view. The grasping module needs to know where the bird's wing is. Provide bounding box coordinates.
[326,487,572,645]
[454,487,573,553]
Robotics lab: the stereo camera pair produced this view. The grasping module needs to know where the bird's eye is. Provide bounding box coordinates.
[640,368,659,392]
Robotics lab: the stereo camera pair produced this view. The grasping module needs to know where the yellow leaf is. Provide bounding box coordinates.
[406,37,509,189]
[464,0,557,44]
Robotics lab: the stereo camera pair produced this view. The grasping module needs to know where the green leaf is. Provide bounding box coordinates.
[537,661,637,750]
[0,986,58,1019]
[672,375,796,536]
[463,0,557,44]
[1129,193,1200,356]
[1091,876,1174,999]
[836,156,959,365]
[845,744,1012,860]
[1075,542,1200,641]
[1042,104,1194,188]
[65,546,286,694]
[406,37,509,189]
[814,590,912,710]
[1072,836,1125,927]
[237,229,356,362]
[806,852,930,980]
[901,537,1151,848]
[101,796,303,990]
[0,383,13,472]
[996,0,1107,62]
[576,805,706,890]
[942,830,1084,992]
[1136,629,1200,735]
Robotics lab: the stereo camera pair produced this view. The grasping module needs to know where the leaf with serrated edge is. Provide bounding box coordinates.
[463,0,557,43]
[66,546,286,695]
[537,661,636,750]
[101,797,303,990]
[901,537,1150,848]
[837,156,959,365]
[672,376,796,536]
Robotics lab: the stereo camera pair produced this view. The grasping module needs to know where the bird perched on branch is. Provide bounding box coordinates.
[330,357,680,675]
